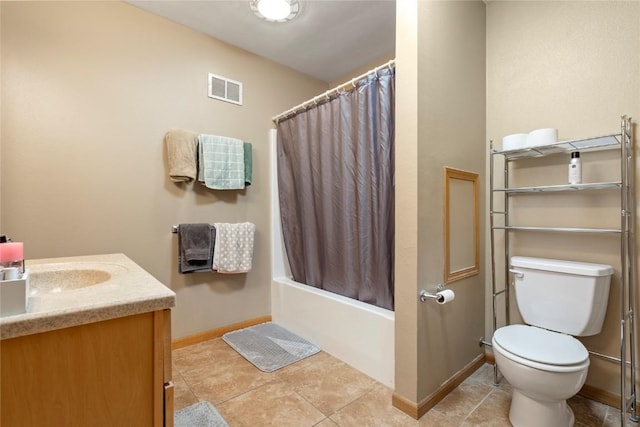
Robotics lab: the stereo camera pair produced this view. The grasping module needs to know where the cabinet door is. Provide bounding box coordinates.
[163,309,172,383]
[154,309,173,426]
[164,381,175,427]
[164,310,174,427]
[1,313,156,426]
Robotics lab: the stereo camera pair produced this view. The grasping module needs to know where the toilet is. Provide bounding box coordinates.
[492,256,613,427]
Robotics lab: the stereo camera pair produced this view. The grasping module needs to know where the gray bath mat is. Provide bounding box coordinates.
[175,401,228,427]
[222,322,321,372]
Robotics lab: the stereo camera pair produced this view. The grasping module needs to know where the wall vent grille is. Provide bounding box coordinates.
[208,73,243,105]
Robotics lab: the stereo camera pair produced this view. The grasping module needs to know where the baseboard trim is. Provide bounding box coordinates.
[578,384,621,409]
[391,392,420,419]
[171,315,272,350]
[577,383,640,411]
[392,353,486,420]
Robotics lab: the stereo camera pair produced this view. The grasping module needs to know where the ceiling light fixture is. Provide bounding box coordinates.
[250,0,300,23]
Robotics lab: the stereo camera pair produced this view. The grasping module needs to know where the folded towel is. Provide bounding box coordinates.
[178,223,216,273]
[212,222,255,273]
[243,142,252,186]
[165,129,199,183]
[197,135,245,190]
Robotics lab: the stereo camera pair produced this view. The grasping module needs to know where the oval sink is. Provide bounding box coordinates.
[27,262,128,295]
[30,269,111,293]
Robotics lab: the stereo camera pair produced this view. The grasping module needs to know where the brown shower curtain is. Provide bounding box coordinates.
[276,67,395,310]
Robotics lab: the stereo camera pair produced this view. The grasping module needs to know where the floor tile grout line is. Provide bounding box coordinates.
[456,386,498,426]
[285,380,336,419]
[205,375,284,407]
[317,380,380,419]
[172,370,200,411]
[176,369,202,400]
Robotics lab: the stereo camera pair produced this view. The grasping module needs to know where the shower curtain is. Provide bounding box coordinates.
[276,67,395,310]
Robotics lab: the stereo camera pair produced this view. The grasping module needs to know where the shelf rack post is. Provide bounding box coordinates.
[621,116,637,423]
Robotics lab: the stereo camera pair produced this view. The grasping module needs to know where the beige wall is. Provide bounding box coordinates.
[395,0,486,406]
[394,0,420,402]
[0,1,328,339]
[486,1,640,397]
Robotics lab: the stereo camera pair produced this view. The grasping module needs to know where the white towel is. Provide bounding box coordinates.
[198,134,245,190]
[212,223,255,273]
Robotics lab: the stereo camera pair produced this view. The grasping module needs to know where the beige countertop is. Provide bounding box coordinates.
[0,253,175,340]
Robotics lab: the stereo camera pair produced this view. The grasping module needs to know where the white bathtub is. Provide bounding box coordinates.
[270,130,395,388]
[271,277,395,387]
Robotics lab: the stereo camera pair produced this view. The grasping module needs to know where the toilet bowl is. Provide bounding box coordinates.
[492,257,612,427]
[493,324,590,427]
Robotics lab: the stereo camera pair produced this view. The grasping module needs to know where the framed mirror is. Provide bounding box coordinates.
[444,167,479,283]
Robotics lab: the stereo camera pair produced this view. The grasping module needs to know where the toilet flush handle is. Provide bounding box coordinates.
[509,269,524,278]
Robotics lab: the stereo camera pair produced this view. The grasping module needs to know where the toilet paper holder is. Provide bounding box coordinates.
[419,284,452,303]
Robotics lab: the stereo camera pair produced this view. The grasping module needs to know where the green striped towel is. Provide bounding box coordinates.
[198,134,245,190]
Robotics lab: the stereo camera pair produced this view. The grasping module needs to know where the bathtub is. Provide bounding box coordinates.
[270,130,395,388]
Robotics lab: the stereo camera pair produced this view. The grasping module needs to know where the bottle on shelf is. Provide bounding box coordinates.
[568,151,582,185]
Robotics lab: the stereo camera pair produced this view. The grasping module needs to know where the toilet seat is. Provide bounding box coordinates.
[493,325,589,373]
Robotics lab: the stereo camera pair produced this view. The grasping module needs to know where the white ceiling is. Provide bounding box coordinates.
[127,0,396,83]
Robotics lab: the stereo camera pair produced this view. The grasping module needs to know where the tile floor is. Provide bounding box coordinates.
[173,338,634,426]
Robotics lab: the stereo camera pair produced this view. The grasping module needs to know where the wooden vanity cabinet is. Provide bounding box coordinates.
[0,309,173,427]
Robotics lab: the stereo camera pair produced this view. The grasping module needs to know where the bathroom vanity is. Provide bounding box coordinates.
[0,253,176,427]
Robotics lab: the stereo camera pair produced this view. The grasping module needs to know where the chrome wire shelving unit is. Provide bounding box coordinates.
[488,116,636,425]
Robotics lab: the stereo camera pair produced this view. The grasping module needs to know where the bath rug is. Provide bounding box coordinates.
[222,322,321,372]
[174,401,229,427]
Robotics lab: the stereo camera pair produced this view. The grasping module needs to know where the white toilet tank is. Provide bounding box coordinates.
[510,257,613,336]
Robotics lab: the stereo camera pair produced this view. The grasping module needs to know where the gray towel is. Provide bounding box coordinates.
[178,223,215,273]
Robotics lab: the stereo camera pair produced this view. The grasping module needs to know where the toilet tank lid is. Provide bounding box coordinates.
[511,256,614,277]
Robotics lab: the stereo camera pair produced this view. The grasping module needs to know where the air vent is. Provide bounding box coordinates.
[208,73,243,105]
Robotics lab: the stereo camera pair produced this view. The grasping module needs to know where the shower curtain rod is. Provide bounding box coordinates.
[272,59,396,124]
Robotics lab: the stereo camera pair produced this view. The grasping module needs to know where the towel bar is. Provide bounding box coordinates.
[171,225,179,233]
